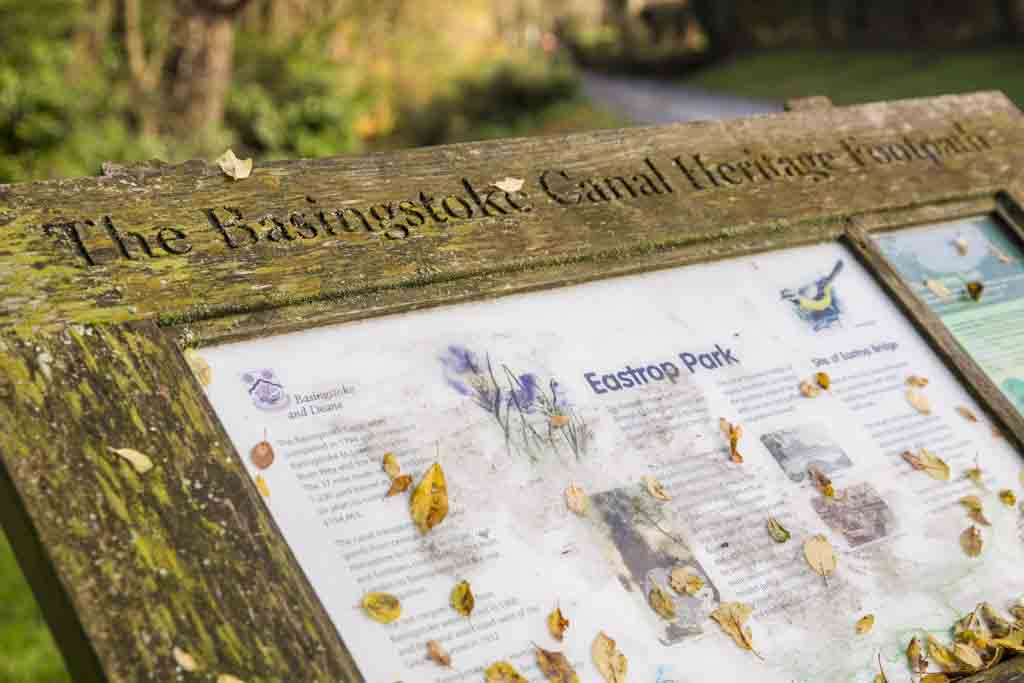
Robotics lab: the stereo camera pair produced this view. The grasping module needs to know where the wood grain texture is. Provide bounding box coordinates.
[0,92,1020,336]
[0,321,360,682]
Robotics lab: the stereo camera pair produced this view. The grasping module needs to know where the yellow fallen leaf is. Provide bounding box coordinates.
[450,580,475,617]
[548,606,569,641]
[565,483,588,516]
[592,631,628,683]
[956,406,979,423]
[382,452,401,479]
[426,639,451,667]
[217,675,245,683]
[927,635,959,672]
[642,475,671,501]
[808,465,835,497]
[535,645,580,683]
[410,462,448,533]
[803,535,837,584]
[649,584,677,620]
[109,447,154,474]
[216,149,253,180]
[966,281,985,301]
[493,177,524,193]
[907,388,932,414]
[800,380,821,398]
[710,602,759,656]
[960,496,991,526]
[874,653,888,683]
[550,414,570,428]
[485,661,527,683]
[385,474,412,497]
[907,636,927,674]
[901,448,949,481]
[184,349,212,387]
[953,642,983,670]
[921,675,950,683]
[907,375,930,388]
[173,646,200,672]
[255,474,270,498]
[980,602,1013,638]
[924,279,952,298]
[669,566,704,595]
[966,464,985,487]
[719,417,743,463]
[856,614,875,635]
[766,516,791,543]
[960,525,983,558]
[361,592,401,624]
[815,372,831,390]
[999,489,1017,507]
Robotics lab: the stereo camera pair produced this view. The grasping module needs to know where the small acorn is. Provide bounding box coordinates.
[250,431,275,470]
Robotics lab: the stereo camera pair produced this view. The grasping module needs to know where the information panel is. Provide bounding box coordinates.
[200,241,1024,683]
[875,215,1024,417]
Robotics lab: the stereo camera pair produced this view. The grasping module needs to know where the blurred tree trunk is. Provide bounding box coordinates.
[168,0,252,140]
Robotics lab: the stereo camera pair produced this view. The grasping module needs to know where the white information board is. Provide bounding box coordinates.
[200,240,1024,683]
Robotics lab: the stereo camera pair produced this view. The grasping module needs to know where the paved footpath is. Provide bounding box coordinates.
[582,70,781,124]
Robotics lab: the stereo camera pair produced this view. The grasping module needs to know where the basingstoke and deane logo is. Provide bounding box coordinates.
[242,369,290,411]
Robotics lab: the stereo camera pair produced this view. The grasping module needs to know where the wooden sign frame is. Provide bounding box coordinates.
[1,92,1024,683]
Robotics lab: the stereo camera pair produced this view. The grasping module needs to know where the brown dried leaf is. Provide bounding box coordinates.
[907,636,928,674]
[803,535,837,583]
[450,580,475,617]
[815,371,831,390]
[649,584,677,620]
[766,516,791,543]
[485,661,527,683]
[361,592,401,624]
[961,496,991,526]
[800,380,821,398]
[550,414,570,428]
[925,279,952,298]
[184,349,212,387]
[642,475,671,501]
[669,566,704,595]
[426,639,451,667]
[990,244,1015,264]
[173,647,200,672]
[109,447,154,474]
[907,388,932,414]
[961,525,983,558]
[382,452,401,479]
[410,462,448,533]
[547,607,569,641]
[710,602,758,655]
[535,645,580,683]
[956,406,979,423]
[999,489,1017,507]
[255,474,270,498]
[966,281,985,301]
[592,631,627,683]
[250,439,275,470]
[719,417,743,463]
[216,149,253,180]
[564,483,588,516]
[856,614,875,635]
[385,474,413,497]
[808,465,835,497]
[901,448,950,481]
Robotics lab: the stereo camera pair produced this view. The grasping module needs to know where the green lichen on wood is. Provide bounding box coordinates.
[0,322,360,682]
